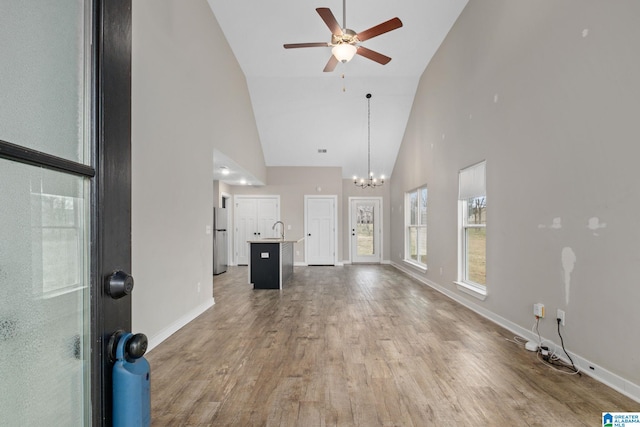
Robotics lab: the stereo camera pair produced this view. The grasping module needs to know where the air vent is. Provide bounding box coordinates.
[318,149,327,153]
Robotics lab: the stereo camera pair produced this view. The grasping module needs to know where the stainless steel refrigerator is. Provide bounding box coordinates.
[213,207,228,275]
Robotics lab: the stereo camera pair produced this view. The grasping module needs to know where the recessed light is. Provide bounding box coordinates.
[220,166,230,175]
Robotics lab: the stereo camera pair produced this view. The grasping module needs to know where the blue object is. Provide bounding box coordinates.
[113,333,151,427]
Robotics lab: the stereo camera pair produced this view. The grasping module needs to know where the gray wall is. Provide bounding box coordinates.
[131,0,265,344]
[391,0,640,391]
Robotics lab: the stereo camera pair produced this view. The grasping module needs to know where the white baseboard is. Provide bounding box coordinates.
[390,261,640,403]
[146,297,215,352]
[341,260,391,265]
[295,262,344,266]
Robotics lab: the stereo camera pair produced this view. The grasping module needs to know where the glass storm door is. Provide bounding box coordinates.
[350,199,381,263]
[1,1,132,425]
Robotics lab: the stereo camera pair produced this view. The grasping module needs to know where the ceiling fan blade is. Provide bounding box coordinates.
[356,17,403,42]
[316,8,343,35]
[356,46,392,65]
[323,55,339,72]
[283,42,330,49]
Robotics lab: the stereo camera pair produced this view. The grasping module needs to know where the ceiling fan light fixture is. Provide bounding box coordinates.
[332,43,357,63]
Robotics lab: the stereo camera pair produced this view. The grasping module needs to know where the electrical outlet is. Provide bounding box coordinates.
[533,303,545,318]
[197,282,201,293]
[557,309,566,326]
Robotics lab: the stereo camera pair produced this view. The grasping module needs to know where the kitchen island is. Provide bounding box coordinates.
[247,238,303,289]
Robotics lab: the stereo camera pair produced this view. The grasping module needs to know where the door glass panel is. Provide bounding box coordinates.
[0,0,88,163]
[356,204,375,256]
[0,160,90,425]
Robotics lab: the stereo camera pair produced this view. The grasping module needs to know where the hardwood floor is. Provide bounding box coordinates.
[147,265,637,426]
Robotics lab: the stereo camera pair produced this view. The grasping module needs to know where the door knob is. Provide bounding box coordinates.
[107,330,148,363]
[125,333,148,360]
[105,270,134,299]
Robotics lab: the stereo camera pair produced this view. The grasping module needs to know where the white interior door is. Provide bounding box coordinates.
[257,198,279,238]
[350,198,382,263]
[305,196,336,265]
[234,198,256,265]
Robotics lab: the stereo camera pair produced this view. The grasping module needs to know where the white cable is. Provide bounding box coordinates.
[505,335,528,346]
[536,351,581,375]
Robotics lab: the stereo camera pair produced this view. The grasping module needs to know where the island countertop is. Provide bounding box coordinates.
[246,237,304,244]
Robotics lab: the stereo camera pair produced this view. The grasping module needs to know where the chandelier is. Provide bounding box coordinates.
[354,93,384,188]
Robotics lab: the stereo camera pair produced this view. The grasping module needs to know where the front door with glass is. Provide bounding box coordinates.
[0,1,132,424]
[350,198,382,263]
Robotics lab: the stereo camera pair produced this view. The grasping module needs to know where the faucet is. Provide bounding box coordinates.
[272,221,285,240]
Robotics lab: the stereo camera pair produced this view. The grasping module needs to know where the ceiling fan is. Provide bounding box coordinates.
[283,0,403,72]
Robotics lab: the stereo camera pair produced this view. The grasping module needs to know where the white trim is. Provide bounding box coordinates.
[278,243,283,289]
[404,186,428,268]
[349,196,383,264]
[454,280,487,301]
[458,198,487,293]
[403,258,427,273]
[221,191,233,265]
[391,261,640,403]
[146,297,215,352]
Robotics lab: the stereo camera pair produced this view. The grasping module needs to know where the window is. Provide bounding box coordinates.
[405,186,427,268]
[457,161,486,298]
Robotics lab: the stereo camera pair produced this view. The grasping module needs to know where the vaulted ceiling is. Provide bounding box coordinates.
[207,0,468,184]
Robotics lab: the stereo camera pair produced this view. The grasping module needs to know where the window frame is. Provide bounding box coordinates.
[404,185,428,270]
[456,162,487,300]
